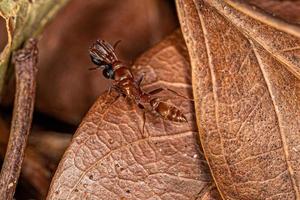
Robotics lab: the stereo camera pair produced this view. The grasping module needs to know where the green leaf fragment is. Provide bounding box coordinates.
[0,0,71,98]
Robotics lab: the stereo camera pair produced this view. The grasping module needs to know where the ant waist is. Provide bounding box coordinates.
[112,61,126,71]
[112,62,133,81]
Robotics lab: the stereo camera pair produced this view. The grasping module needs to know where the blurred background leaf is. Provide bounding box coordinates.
[1,0,300,199]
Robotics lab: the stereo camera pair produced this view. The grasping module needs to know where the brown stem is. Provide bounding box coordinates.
[0,38,38,199]
[0,118,54,199]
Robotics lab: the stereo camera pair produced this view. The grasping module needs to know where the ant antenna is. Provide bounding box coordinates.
[113,40,122,50]
[88,66,100,71]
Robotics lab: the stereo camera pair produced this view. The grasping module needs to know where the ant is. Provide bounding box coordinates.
[89,40,189,132]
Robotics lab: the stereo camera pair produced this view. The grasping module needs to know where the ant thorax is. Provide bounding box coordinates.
[113,66,133,81]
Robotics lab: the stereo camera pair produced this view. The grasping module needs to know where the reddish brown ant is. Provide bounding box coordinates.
[89,40,188,131]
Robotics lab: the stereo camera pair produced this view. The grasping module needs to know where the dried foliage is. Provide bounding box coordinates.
[0,0,300,199]
[177,0,300,199]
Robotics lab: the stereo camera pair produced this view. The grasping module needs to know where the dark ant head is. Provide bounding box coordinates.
[102,65,114,79]
[89,39,119,79]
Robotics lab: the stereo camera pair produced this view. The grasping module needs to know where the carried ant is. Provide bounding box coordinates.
[89,40,189,132]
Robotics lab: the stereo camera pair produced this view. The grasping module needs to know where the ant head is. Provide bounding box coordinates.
[102,65,114,79]
[89,39,119,79]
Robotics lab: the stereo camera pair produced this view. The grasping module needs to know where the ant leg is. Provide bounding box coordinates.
[148,88,164,95]
[142,111,146,137]
[137,103,147,137]
[166,88,194,101]
[106,86,113,98]
[148,87,194,101]
[88,66,99,71]
[104,85,121,106]
[137,74,144,86]
[88,65,105,70]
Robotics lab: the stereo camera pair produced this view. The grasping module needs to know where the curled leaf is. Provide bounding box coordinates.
[177,0,300,199]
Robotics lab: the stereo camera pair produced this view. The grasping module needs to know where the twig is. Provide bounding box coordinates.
[0,38,38,199]
[0,118,53,199]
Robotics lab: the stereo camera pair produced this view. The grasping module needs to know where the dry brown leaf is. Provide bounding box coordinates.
[47,31,221,200]
[177,0,300,199]
[197,185,222,200]
[247,0,300,24]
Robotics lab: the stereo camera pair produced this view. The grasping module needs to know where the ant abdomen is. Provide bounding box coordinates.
[150,98,187,122]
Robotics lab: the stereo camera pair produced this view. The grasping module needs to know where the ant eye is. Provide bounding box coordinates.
[90,55,102,66]
[102,67,114,79]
